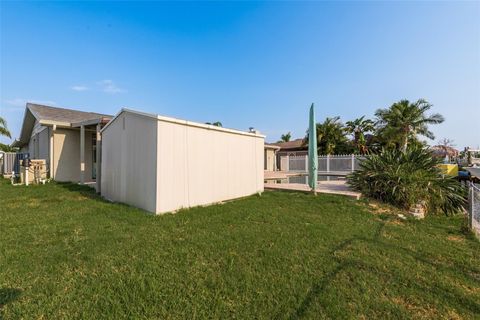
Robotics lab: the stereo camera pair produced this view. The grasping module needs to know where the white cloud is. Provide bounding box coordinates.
[97,79,125,94]
[4,98,57,109]
[70,85,89,92]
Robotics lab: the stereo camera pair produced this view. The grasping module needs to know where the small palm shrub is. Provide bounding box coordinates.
[348,147,465,215]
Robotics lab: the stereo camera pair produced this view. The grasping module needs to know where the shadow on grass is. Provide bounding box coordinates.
[55,181,153,216]
[56,182,98,196]
[287,220,480,319]
[0,288,21,317]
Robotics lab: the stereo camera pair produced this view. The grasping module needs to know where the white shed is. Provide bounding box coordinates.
[101,109,264,214]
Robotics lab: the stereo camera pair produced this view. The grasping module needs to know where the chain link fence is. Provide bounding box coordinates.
[468,182,480,238]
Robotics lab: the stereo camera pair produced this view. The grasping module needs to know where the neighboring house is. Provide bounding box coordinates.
[430,145,459,162]
[12,103,112,188]
[271,138,307,170]
[101,109,264,214]
[264,144,280,171]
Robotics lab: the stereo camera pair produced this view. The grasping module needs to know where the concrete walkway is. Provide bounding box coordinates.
[264,180,361,199]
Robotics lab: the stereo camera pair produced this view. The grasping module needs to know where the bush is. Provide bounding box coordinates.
[348,147,466,215]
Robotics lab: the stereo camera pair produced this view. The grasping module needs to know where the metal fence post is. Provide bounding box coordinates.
[469,183,474,229]
[326,154,330,174]
[326,154,330,181]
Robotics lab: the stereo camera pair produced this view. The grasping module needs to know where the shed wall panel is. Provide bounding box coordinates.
[101,113,157,212]
[156,120,264,213]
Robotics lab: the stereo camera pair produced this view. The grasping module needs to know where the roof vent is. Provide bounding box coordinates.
[249,127,260,134]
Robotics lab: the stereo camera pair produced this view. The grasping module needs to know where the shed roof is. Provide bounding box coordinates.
[102,108,265,138]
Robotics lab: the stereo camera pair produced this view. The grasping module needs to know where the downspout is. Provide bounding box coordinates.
[50,124,57,179]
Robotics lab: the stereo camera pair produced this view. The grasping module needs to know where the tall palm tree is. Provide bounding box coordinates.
[304,117,349,155]
[0,116,11,139]
[375,99,444,152]
[280,132,291,142]
[345,116,374,154]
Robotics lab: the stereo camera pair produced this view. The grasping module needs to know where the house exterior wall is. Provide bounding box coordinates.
[155,118,264,214]
[101,112,157,213]
[37,127,50,163]
[52,128,94,182]
[20,120,50,167]
[264,148,276,171]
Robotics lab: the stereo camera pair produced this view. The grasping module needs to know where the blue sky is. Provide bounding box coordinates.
[1,1,479,148]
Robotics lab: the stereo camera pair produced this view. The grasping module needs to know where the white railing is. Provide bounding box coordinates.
[280,154,366,174]
[468,182,480,239]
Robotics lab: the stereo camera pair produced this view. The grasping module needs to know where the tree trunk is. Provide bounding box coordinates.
[402,135,408,153]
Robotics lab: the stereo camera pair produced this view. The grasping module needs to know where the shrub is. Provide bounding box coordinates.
[348,147,465,215]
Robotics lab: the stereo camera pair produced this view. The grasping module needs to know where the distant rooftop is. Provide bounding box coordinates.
[271,138,306,150]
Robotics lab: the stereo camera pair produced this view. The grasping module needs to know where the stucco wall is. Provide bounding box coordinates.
[37,127,50,163]
[264,148,276,171]
[101,112,158,212]
[53,128,94,182]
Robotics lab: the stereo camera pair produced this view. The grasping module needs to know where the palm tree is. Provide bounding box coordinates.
[375,99,444,152]
[345,116,374,154]
[280,132,291,142]
[206,121,222,127]
[304,117,350,155]
[0,116,11,139]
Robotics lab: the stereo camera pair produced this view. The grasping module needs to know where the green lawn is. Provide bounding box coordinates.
[1,179,479,319]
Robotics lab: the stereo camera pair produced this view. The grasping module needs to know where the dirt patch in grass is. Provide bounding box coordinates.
[360,200,404,217]
[386,219,405,226]
[368,202,392,214]
[447,235,465,243]
[391,296,439,318]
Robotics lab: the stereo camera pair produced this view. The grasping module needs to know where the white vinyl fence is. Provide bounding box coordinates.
[280,154,367,173]
[468,182,480,238]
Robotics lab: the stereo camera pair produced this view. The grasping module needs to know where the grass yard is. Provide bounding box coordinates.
[1,179,479,319]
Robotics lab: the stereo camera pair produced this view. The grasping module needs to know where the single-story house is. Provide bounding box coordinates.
[12,103,112,189]
[271,138,307,170]
[101,109,265,214]
[430,145,459,161]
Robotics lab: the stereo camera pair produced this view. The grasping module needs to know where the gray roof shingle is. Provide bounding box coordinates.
[28,103,112,124]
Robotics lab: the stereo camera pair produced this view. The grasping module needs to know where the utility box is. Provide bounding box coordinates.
[20,159,47,184]
[437,164,459,177]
